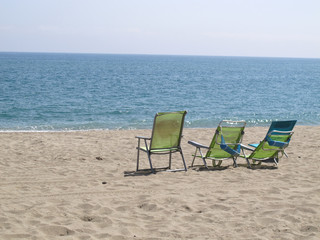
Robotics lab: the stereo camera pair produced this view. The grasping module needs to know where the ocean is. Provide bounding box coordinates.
[0,52,319,131]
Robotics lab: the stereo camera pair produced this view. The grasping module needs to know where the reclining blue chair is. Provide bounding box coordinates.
[247,120,296,158]
[240,120,297,168]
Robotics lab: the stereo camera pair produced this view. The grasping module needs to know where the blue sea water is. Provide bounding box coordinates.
[0,52,319,131]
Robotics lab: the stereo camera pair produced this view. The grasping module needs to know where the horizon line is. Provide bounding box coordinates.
[1,51,319,60]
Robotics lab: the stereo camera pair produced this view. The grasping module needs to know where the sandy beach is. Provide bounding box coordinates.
[0,126,319,239]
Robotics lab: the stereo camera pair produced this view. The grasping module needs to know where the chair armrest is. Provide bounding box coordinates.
[265,137,289,148]
[135,136,151,140]
[268,130,294,136]
[240,144,255,151]
[188,141,209,149]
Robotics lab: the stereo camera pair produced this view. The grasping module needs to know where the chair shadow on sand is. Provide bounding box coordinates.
[124,158,279,176]
[189,162,278,171]
[124,167,171,177]
[124,165,229,176]
[188,165,229,171]
[236,163,278,170]
[124,169,154,177]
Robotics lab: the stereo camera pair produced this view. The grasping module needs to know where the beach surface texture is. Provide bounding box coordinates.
[1,126,319,239]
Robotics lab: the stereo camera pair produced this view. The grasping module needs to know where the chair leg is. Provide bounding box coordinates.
[169,151,172,169]
[246,158,252,169]
[136,139,140,171]
[180,150,187,171]
[233,157,238,168]
[198,148,208,168]
[274,152,280,165]
[242,148,251,168]
[136,150,140,172]
[146,151,155,173]
[202,158,208,168]
[191,148,198,167]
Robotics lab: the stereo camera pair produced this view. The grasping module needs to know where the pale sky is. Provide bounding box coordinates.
[1,0,320,58]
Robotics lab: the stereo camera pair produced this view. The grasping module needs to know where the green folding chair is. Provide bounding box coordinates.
[136,111,187,173]
[188,120,246,168]
[240,128,295,168]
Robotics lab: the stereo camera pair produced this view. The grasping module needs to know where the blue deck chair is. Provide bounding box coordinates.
[240,120,296,168]
[248,120,296,157]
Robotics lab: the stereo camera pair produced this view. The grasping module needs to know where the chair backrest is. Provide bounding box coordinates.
[150,111,187,150]
[249,130,294,160]
[267,120,297,135]
[206,120,246,158]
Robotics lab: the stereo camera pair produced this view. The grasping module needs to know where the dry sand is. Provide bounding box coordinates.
[0,126,319,239]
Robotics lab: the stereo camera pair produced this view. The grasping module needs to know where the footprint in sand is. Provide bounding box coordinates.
[300,225,318,233]
[40,225,74,236]
[138,203,158,211]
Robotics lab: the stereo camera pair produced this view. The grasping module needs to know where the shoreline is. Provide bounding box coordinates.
[1,126,319,239]
[0,124,319,133]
